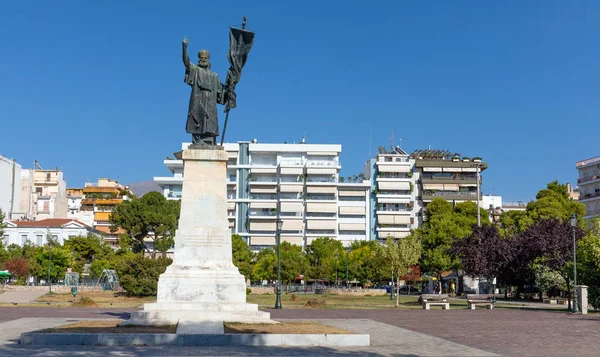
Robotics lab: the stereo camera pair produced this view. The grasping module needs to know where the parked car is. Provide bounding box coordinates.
[398,285,421,295]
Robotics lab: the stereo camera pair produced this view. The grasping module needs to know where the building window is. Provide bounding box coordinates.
[2,235,8,246]
[36,234,43,246]
[20,234,28,245]
[46,173,51,180]
[36,187,43,194]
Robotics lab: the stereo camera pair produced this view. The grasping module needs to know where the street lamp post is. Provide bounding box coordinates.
[570,214,579,313]
[470,162,485,227]
[274,218,283,309]
[345,247,350,289]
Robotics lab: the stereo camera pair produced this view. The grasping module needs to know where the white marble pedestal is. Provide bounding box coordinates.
[125,147,270,326]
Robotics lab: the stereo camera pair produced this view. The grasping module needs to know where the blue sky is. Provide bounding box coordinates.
[1,1,599,202]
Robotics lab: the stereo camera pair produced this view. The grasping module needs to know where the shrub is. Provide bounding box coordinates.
[589,286,600,310]
[246,287,251,295]
[72,296,98,307]
[290,293,297,302]
[116,254,172,296]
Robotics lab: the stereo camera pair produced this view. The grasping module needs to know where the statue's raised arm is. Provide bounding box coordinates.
[182,37,191,69]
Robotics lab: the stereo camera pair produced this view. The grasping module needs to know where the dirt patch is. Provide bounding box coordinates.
[224,321,350,334]
[38,320,176,334]
[305,299,326,308]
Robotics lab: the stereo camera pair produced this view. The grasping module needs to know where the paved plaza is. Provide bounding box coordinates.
[0,307,597,356]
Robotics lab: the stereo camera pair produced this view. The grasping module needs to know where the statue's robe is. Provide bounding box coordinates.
[184,64,224,137]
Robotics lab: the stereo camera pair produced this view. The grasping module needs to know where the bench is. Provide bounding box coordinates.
[421,294,450,310]
[466,294,495,310]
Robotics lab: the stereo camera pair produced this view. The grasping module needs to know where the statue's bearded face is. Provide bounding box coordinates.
[198,50,211,69]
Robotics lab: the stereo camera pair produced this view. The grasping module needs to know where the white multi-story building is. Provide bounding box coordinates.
[576,155,600,219]
[155,141,371,250]
[0,155,22,219]
[364,146,417,241]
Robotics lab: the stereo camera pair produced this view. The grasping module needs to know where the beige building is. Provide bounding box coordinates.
[19,168,67,221]
[74,178,130,246]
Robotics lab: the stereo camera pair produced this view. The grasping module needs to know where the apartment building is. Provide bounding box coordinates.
[364,146,416,241]
[155,141,371,250]
[576,155,600,219]
[412,150,487,220]
[78,178,130,245]
[66,188,84,219]
[19,168,68,220]
[0,155,21,219]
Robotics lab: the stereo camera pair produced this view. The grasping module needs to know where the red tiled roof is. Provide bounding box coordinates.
[95,226,126,235]
[9,219,91,228]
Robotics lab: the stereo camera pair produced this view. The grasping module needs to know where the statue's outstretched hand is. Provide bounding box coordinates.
[183,37,190,46]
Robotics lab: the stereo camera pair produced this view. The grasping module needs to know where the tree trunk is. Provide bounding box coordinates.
[395,274,400,307]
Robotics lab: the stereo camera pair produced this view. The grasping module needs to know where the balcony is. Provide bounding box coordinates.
[578,175,600,185]
[421,173,478,184]
[305,195,336,201]
[422,191,477,201]
[579,192,600,202]
[377,173,412,179]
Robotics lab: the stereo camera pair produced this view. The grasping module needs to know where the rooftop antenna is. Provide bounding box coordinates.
[390,128,395,149]
[300,129,306,144]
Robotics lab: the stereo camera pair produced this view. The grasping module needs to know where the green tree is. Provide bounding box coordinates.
[231,234,254,281]
[418,199,483,280]
[349,240,383,286]
[377,235,422,307]
[577,217,600,309]
[64,234,114,276]
[527,181,585,222]
[252,248,276,282]
[110,192,181,257]
[29,243,70,283]
[306,237,344,283]
[279,242,309,284]
[116,254,172,296]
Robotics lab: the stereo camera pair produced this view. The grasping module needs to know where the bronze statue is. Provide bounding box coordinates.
[182,19,255,146]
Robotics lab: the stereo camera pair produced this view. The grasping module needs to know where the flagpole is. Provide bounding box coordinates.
[220,110,230,146]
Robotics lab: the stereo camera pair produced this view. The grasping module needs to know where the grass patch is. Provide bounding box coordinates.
[34,291,156,308]
[38,320,176,334]
[247,293,425,309]
[224,321,350,334]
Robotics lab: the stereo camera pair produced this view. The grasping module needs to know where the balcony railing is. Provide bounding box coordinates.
[377,190,411,196]
[250,194,277,200]
[579,192,600,201]
[307,160,339,166]
[249,211,278,217]
[378,206,412,212]
[305,195,336,200]
[578,175,600,184]
[422,173,477,180]
[377,173,412,179]
[423,191,477,198]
